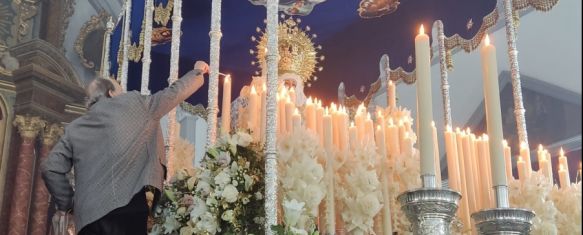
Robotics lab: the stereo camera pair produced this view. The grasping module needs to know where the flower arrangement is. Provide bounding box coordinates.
[276,129,327,234]
[509,171,558,235]
[337,142,383,235]
[550,182,582,234]
[150,132,265,235]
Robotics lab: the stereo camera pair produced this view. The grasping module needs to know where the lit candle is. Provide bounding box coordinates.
[221,75,232,136]
[323,108,333,150]
[387,119,400,157]
[285,96,294,134]
[248,86,259,140]
[539,152,551,183]
[349,122,358,150]
[537,144,545,165]
[503,140,513,180]
[461,132,478,213]
[481,34,509,189]
[431,121,441,187]
[401,132,413,157]
[365,113,375,145]
[477,137,491,209]
[322,108,335,232]
[292,108,302,132]
[376,125,393,235]
[289,88,296,106]
[454,128,471,229]
[545,150,554,183]
[388,80,396,109]
[519,142,532,178]
[278,90,287,135]
[260,84,267,143]
[355,104,365,142]
[305,97,317,132]
[316,102,324,145]
[444,126,461,192]
[517,156,527,184]
[415,24,436,179]
[558,164,570,189]
[558,148,570,184]
[339,107,349,151]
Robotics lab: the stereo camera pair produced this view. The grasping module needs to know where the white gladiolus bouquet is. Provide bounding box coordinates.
[550,181,582,234]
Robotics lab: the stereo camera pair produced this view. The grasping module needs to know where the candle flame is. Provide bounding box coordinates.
[560,147,564,156]
[262,83,266,92]
[350,122,355,128]
[431,121,435,127]
[419,24,425,35]
[559,164,565,171]
[294,108,299,116]
[398,120,404,126]
[225,75,231,83]
[485,34,490,46]
[483,135,489,141]
[306,97,313,105]
[502,140,508,147]
[520,141,528,150]
[518,156,523,162]
[366,113,371,120]
[251,86,257,95]
[446,125,452,132]
[377,125,382,131]
[324,107,329,116]
[455,127,461,133]
[389,118,394,126]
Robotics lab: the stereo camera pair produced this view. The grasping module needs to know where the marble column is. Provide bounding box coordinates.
[8,115,45,235]
[30,123,63,235]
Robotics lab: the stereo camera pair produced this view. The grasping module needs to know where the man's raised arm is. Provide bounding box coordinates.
[147,61,209,119]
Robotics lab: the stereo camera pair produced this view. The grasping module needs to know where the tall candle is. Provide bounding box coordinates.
[305,97,317,132]
[339,107,349,151]
[545,150,554,183]
[365,113,375,145]
[221,75,232,136]
[292,108,302,132]
[289,88,296,106]
[520,142,532,177]
[431,121,441,187]
[316,103,324,145]
[323,108,333,150]
[415,24,436,179]
[248,86,259,140]
[322,108,335,232]
[481,35,508,188]
[388,80,396,109]
[517,156,527,184]
[468,132,482,207]
[387,119,400,157]
[461,132,477,213]
[285,97,294,134]
[482,135,494,204]
[260,84,267,143]
[539,152,551,183]
[444,126,461,192]
[278,91,287,135]
[558,148,570,183]
[349,122,358,150]
[502,140,513,180]
[455,128,471,228]
[376,125,393,235]
[537,144,545,165]
[355,104,365,142]
[558,164,570,189]
[477,137,491,209]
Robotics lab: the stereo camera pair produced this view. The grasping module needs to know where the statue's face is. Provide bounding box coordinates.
[283,79,297,89]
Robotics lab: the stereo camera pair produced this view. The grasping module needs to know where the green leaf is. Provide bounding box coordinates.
[207,148,219,159]
[271,225,286,235]
[164,189,176,202]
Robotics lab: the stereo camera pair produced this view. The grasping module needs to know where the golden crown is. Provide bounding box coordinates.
[250,16,324,86]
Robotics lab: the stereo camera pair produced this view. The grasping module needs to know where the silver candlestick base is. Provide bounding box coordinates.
[397,188,461,235]
[471,208,535,235]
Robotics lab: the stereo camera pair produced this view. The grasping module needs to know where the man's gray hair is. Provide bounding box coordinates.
[85,77,116,107]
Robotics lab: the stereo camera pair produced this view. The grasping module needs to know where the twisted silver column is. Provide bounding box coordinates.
[207,0,222,148]
[140,0,154,95]
[264,0,280,234]
[100,17,114,79]
[434,20,452,127]
[120,0,132,90]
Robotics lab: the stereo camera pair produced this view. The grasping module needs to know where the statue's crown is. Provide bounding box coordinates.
[251,16,324,86]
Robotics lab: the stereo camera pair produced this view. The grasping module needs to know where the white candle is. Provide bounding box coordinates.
[365,113,375,145]
[455,128,471,228]
[415,24,436,178]
[339,107,349,151]
[248,86,259,140]
[503,140,513,180]
[323,108,333,150]
[545,150,554,183]
[388,80,396,109]
[322,108,335,232]
[558,148,570,185]
[401,132,413,157]
[349,122,358,150]
[355,104,365,142]
[477,137,491,209]
[376,125,387,156]
[461,132,477,213]
[376,124,393,235]
[305,97,317,132]
[221,75,232,136]
[387,119,400,157]
[520,141,532,178]
[260,84,267,143]
[558,163,570,189]
[289,88,296,106]
[316,103,324,145]
[292,108,302,132]
[539,152,551,183]
[444,126,461,192]
[517,156,527,184]
[285,97,294,134]
[278,90,287,135]
[481,35,509,188]
[431,121,441,187]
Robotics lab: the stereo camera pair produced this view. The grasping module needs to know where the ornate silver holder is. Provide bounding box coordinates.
[471,208,535,235]
[397,188,461,235]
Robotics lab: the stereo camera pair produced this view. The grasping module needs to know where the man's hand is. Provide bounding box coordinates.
[194,61,209,74]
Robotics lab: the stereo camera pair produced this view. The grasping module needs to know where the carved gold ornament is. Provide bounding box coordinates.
[357,0,400,19]
[42,123,64,147]
[251,16,323,83]
[13,114,46,139]
[75,11,109,69]
[154,0,173,26]
[180,102,208,120]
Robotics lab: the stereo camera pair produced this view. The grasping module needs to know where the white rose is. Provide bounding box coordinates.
[290,226,308,235]
[357,193,382,217]
[283,199,305,227]
[197,212,218,234]
[244,174,254,191]
[180,225,195,235]
[222,184,240,203]
[242,197,250,205]
[255,192,263,200]
[190,197,207,221]
[221,209,235,222]
[187,177,197,191]
[177,207,186,215]
[196,180,211,196]
[214,170,231,186]
[234,131,253,147]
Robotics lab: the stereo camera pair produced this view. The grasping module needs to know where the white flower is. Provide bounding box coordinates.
[214,170,231,186]
[217,151,232,166]
[222,184,240,203]
[162,216,180,234]
[232,180,239,187]
[179,225,195,235]
[177,207,187,215]
[230,161,240,173]
[187,177,197,190]
[190,197,207,221]
[196,180,211,196]
[255,192,263,200]
[175,169,188,181]
[290,226,309,235]
[283,199,305,227]
[234,131,253,147]
[356,193,382,217]
[244,174,254,191]
[196,212,218,234]
[242,197,250,205]
[221,209,235,222]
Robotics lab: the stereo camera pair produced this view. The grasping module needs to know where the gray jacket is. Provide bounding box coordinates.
[41,70,204,233]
